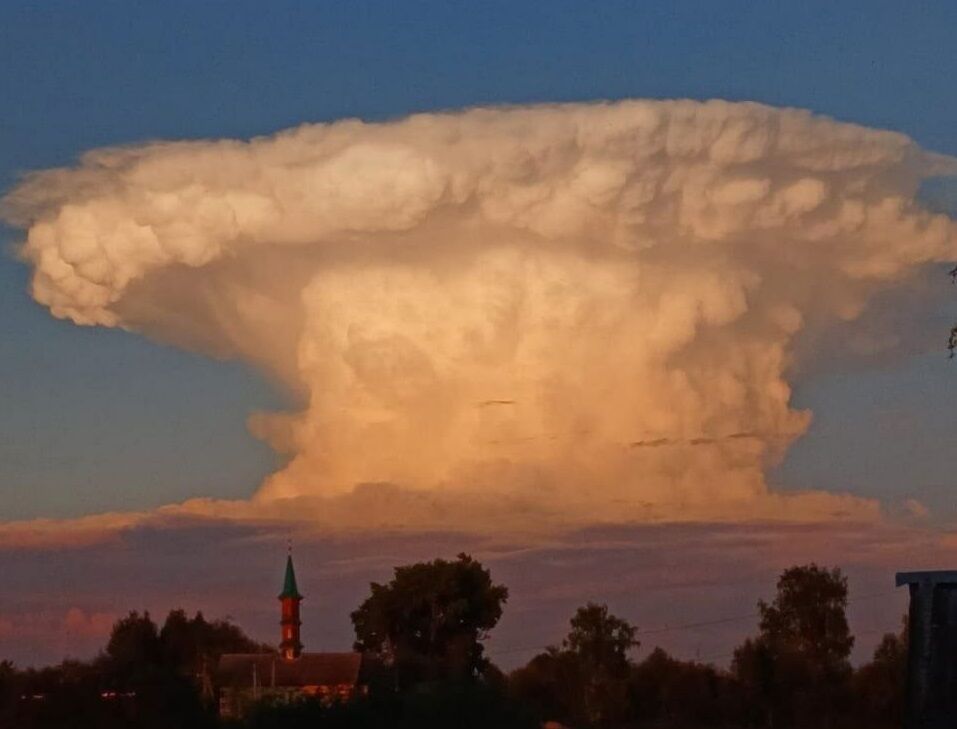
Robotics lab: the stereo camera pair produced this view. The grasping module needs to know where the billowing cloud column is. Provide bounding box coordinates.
[5,99,956,530]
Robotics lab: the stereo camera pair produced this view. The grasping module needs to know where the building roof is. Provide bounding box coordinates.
[278,554,303,600]
[216,652,363,688]
[896,570,957,586]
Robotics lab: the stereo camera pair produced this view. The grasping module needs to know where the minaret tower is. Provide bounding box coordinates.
[278,549,303,660]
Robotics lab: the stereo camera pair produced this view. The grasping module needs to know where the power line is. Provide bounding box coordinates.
[638,589,898,638]
[490,614,750,656]
[635,611,759,637]
[486,588,901,658]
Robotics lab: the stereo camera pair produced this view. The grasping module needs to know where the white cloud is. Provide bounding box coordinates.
[4,99,956,531]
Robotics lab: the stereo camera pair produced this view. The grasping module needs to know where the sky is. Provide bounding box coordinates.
[2,0,957,667]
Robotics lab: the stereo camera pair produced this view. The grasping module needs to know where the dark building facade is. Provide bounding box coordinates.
[896,570,957,729]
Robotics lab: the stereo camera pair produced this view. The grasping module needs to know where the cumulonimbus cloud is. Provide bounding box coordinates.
[3,99,956,539]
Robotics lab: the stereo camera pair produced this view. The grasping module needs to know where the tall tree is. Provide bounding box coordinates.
[160,609,271,676]
[564,603,638,727]
[351,553,508,686]
[757,564,854,671]
[564,602,638,677]
[511,603,637,728]
[105,611,163,679]
[733,564,854,728]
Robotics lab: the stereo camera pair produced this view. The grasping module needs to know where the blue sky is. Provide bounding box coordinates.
[2,0,957,521]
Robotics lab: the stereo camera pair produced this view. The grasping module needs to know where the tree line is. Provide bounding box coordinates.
[0,556,906,729]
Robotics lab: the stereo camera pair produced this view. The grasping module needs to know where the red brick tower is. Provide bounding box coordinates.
[278,552,303,660]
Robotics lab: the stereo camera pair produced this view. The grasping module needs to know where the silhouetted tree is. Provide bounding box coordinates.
[852,617,907,728]
[101,612,209,728]
[106,610,164,681]
[161,608,197,673]
[733,564,853,728]
[161,609,271,678]
[566,602,638,675]
[0,608,270,729]
[731,637,778,727]
[509,648,582,725]
[511,603,637,727]
[629,647,744,727]
[565,602,638,726]
[351,553,508,687]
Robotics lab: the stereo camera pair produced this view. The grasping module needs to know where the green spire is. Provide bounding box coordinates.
[278,554,303,600]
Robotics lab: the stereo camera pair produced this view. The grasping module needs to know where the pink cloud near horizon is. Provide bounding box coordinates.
[0,517,950,670]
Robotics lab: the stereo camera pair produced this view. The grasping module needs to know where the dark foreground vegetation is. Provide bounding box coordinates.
[0,557,905,729]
